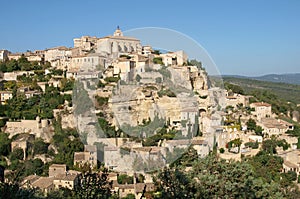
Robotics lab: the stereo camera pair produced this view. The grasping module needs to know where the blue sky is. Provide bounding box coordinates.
[0,0,299,76]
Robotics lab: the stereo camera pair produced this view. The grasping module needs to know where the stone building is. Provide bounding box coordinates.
[44,46,71,69]
[49,164,67,177]
[250,102,272,121]
[53,173,79,190]
[74,145,97,168]
[96,27,142,59]
[160,50,188,66]
[70,53,106,71]
[73,35,98,53]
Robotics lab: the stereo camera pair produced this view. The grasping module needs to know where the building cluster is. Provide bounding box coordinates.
[1,27,300,197]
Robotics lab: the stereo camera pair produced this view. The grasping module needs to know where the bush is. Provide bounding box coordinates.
[117,174,134,184]
[10,148,24,161]
[153,57,164,65]
[158,89,176,98]
[104,76,120,83]
[219,148,225,153]
[244,141,259,149]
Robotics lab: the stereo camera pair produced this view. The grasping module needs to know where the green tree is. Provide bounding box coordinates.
[117,174,134,184]
[10,148,24,161]
[0,132,11,156]
[33,139,49,155]
[246,118,257,131]
[154,168,194,199]
[74,169,115,199]
[0,182,39,199]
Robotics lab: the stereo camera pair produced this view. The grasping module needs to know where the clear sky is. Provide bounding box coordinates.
[0,0,299,76]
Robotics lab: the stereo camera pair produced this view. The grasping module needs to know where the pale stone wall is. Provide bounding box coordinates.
[5,119,52,141]
[250,102,272,121]
[49,164,66,177]
[3,71,34,81]
[70,54,106,71]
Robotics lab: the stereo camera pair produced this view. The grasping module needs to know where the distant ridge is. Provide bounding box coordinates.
[222,73,300,85]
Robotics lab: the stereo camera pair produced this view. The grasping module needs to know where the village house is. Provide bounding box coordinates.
[258,118,293,136]
[22,164,80,193]
[113,182,155,199]
[74,145,97,168]
[44,46,72,70]
[73,35,98,55]
[250,102,272,121]
[49,164,67,177]
[70,53,106,71]
[7,53,22,60]
[53,173,79,190]
[31,176,55,194]
[160,50,188,66]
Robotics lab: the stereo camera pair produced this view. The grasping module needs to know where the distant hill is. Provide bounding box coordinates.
[211,76,300,104]
[223,73,300,85]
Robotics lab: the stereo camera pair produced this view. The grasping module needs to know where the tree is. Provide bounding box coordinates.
[33,139,49,155]
[246,118,257,131]
[0,132,11,156]
[154,168,194,199]
[117,174,134,184]
[74,169,116,199]
[255,125,264,136]
[0,182,39,199]
[10,148,24,161]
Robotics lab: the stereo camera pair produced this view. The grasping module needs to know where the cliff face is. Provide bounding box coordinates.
[107,65,210,133]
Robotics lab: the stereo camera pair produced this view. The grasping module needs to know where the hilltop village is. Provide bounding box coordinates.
[0,28,300,198]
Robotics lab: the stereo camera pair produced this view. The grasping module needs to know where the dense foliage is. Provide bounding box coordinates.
[0,55,51,72]
[154,151,299,199]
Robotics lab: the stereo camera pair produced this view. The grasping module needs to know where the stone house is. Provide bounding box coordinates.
[31,176,55,194]
[160,50,188,66]
[283,160,299,174]
[250,102,272,121]
[258,118,291,136]
[53,173,79,190]
[74,145,97,168]
[113,182,155,199]
[49,164,67,177]
[70,53,106,71]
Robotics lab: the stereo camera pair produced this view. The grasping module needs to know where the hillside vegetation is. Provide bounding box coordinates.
[210,76,300,117]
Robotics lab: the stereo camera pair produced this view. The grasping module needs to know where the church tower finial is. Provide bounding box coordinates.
[114,26,123,36]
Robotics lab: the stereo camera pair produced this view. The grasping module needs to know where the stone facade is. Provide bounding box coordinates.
[49,164,67,177]
[74,145,97,168]
[250,102,272,121]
